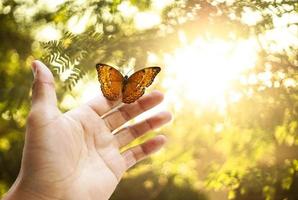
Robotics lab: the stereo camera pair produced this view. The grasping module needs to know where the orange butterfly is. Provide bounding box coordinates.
[96,63,161,104]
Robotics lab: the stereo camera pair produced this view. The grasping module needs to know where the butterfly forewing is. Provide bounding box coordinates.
[122,67,161,103]
[96,63,124,101]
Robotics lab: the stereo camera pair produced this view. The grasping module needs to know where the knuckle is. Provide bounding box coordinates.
[27,111,38,125]
[119,107,131,121]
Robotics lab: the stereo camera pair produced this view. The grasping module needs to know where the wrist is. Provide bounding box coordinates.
[3,187,43,200]
[3,176,56,200]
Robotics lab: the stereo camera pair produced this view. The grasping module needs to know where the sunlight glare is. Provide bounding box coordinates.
[67,9,93,34]
[79,82,101,104]
[260,13,298,53]
[152,0,175,10]
[118,1,138,18]
[35,24,61,41]
[59,69,73,82]
[135,12,161,30]
[241,7,263,26]
[38,0,65,11]
[162,35,259,108]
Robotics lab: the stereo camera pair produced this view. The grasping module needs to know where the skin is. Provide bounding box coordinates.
[3,60,172,200]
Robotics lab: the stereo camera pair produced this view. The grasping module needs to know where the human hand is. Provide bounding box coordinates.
[3,61,172,200]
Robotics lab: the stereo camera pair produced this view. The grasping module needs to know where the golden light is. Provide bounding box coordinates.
[118,1,138,18]
[35,24,61,41]
[61,80,100,110]
[70,34,260,114]
[135,11,161,30]
[241,7,263,26]
[162,33,260,109]
[65,5,296,113]
[79,82,101,104]
[152,0,175,10]
[67,9,93,34]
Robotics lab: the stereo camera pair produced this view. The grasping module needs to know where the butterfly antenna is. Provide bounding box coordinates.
[126,64,147,75]
[125,66,136,75]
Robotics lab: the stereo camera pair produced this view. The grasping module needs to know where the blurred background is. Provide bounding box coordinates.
[0,0,297,199]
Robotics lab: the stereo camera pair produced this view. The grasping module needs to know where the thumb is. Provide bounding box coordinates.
[31,60,57,107]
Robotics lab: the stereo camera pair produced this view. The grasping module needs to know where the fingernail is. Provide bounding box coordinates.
[31,61,38,77]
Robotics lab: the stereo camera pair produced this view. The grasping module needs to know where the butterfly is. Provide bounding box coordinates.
[96,63,161,104]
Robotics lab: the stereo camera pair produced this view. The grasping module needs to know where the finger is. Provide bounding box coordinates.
[121,135,166,169]
[103,91,164,131]
[86,95,122,117]
[115,111,172,148]
[31,60,57,107]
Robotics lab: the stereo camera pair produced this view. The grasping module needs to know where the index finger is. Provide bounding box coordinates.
[86,93,121,116]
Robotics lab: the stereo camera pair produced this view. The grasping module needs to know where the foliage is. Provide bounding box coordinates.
[0,0,298,199]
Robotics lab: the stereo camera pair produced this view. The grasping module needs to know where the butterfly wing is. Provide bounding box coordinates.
[96,63,124,101]
[122,67,161,103]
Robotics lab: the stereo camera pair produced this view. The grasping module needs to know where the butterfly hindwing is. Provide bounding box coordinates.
[122,67,161,103]
[96,63,124,101]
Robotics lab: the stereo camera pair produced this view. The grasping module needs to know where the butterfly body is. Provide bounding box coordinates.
[96,63,160,104]
[122,75,129,89]
[121,76,131,94]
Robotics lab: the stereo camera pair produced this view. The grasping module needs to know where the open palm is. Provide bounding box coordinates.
[6,61,171,200]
